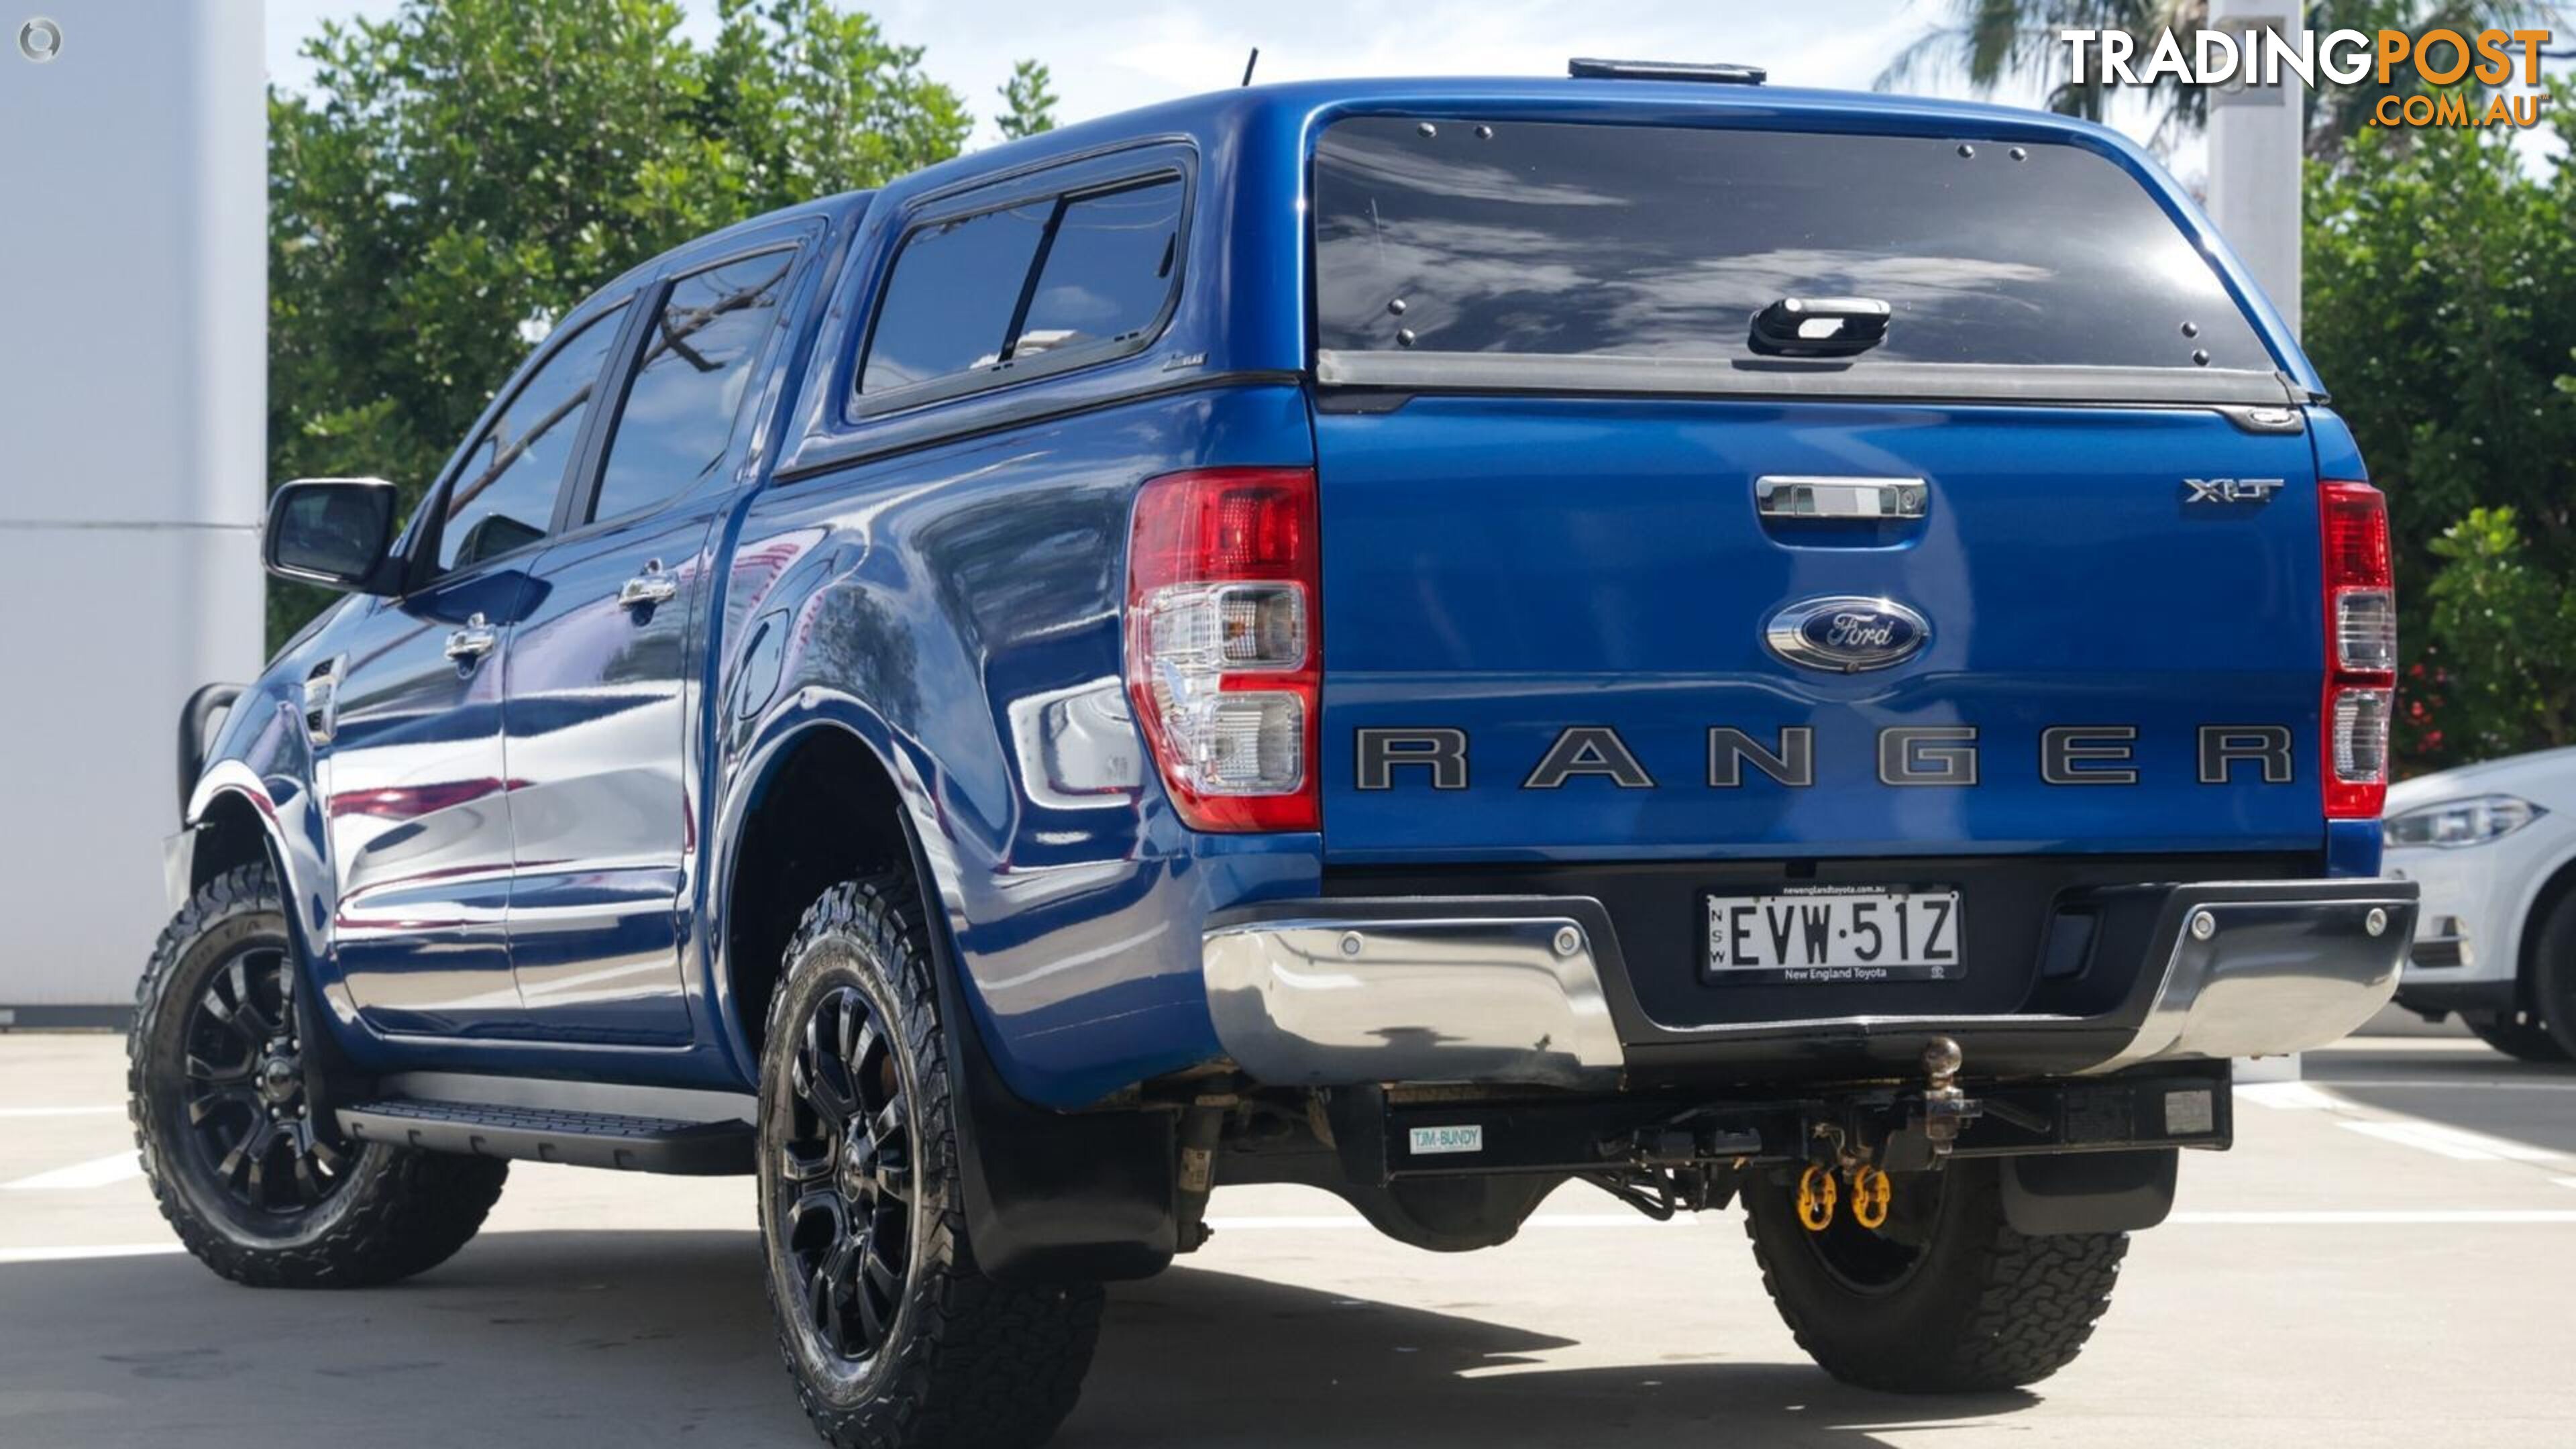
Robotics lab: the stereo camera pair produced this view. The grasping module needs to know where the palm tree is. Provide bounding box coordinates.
[1877,0,2564,155]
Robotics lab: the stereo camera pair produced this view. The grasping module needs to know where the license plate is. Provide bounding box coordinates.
[1704,886,1962,984]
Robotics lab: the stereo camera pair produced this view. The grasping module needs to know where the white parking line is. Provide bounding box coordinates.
[9,1203,2576,1271]
[3,1151,143,1191]
[1211,1214,1692,1232]
[0,1244,184,1265]
[2238,1081,2341,1110]
[2339,1120,2564,1164]
[2167,1210,2576,1226]
[0,1105,125,1119]
[1202,1209,2576,1232]
[2304,1079,2576,1092]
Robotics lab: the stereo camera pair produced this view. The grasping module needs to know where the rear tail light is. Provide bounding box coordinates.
[1125,468,1320,831]
[2321,482,2395,818]
[2334,590,2397,673]
[2329,688,2394,784]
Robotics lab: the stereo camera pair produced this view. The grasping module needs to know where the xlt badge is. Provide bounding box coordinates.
[2184,478,2284,504]
[1764,596,1930,674]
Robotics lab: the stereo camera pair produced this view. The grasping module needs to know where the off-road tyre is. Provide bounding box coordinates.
[1744,1157,2127,1393]
[759,874,1103,1449]
[129,862,508,1288]
[2466,1013,2570,1063]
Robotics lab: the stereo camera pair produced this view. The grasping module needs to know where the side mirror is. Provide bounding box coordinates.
[264,478,400,594]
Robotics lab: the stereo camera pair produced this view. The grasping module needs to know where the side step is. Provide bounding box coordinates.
[335,1098,755,1175]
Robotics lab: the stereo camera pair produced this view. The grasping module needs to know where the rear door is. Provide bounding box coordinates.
[1308,116,2324,863]
[502,233,812,1041]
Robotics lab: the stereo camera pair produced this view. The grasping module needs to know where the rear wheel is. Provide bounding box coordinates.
[1744,1157,2127,1393]
[759,874,1102,1449]
[129,863,507,1288]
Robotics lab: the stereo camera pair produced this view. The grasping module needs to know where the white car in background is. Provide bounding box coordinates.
[2385,746,2576,1061]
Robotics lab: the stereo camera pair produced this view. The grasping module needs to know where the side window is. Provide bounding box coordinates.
[1014,178,1182,358]
[435,305,627,574]
[589,250,796,524]
[858,202,1049,394]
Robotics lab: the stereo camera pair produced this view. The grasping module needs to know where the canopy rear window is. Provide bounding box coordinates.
[1311,117,2273,379]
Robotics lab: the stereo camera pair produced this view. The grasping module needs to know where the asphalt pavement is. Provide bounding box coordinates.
[4,1013,2573,1448]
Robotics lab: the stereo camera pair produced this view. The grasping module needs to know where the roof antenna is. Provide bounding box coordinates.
[1241,47,1260,87]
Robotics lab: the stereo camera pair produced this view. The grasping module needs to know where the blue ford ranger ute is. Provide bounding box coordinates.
[141,63,2415,1448]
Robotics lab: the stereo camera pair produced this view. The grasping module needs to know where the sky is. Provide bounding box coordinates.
[261,1,2568,177]
[261,1,2044,144]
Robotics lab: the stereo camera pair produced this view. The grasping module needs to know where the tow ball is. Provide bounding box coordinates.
[1919,1036,1974,1156]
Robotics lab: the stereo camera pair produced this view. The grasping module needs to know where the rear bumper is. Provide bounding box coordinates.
[1202,878,2414,1089]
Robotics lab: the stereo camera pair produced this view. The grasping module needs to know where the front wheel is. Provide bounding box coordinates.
[2466,1013,2570,1063]
[2528,893,2576,1061]
[758,875,1102,1449]
[129,863,507,1288]
[1744,1157,2127,1393]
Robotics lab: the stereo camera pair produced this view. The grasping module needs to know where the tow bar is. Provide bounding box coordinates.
[1330,1057,2232,1225]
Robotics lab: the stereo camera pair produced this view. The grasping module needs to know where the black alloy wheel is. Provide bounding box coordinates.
[178,944,352,1212]
[775,983,918,1366]
[132,863,508,1288]
[757,875,1103,1449]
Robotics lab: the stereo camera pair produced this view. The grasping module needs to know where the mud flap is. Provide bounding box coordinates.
[904,829,1177,1285]
[2000,1148,2178,1235]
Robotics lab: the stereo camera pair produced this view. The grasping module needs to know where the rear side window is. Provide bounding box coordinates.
[860,202,1050,394]
[1015,179,1183,358]
[1311,119,2269,372]
[858,171,1187,404]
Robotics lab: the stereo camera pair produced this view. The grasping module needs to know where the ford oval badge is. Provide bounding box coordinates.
[1764,596,1931,674]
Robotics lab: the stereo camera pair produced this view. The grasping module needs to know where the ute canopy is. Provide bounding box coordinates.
[1311,117,2296,406]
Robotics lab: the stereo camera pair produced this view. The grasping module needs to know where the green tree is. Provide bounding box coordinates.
[2423,508,2576,750]
[701,0,971,211]
[266,0,986,646]
[997,59,1059,140]
[2304,79,2576,765]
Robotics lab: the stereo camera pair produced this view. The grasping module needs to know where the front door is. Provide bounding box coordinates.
[325,300,632,1036]
[502,241,806,1040]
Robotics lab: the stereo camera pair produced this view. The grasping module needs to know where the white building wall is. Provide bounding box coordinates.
[2206,0,2306,339]
[0,2,266,1014]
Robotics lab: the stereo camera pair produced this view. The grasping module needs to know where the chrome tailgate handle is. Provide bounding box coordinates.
[1755,476,1928,521]
[618,559,679,610]
[444,613,498,661]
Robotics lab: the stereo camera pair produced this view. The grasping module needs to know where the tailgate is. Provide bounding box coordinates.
[1316,397,2324,861]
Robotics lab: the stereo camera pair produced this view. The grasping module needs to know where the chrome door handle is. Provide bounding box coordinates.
[444,613,498,662]
[617,559,678,610]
